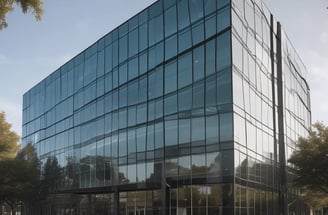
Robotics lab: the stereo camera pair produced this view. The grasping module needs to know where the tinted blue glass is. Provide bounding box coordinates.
[112,111,118,132]
[119,64,127,85]
[129,28,138,57]
[74,64,84,92]
[217,6,231,33]
[218,0,230,9]
[128,81,138,105]
[205,15,216,39]
[119,87,127,108]
[136,126,146,152]
[104,72,112,93]
[165,120,178,146]
[112,41,119,68]
[84,54,97,86]
[112,134,118,158]
[192,22,204,45]
[119,131,127,156]
[189,0,204,23]
[97,50,104,77]
[191,117,205,146]
[165,34,177,60]
[206,115,219,145]
[206,76,217,107]
[178,29,191,53]
[178,86,192,111]
[147,124,155,150]
[137,103,147,124]
[84,82,96,104]
[128,128,136,154]
[139,52,148,75]
[177,0,190,30]
[148,18,156,46]
[119,35,128,63]
[104,94,112,114]
[217,31,231,71]
[179,119,190,145]
[112,90,118,110]
[217,69,232,105]
[128,57,138,80]
[204,0,216,15]
[148,67,163,99]
[155,42,164,66]
[193,81,204,109]
[148,47,156,70]
[128,106,136,127]
[148,100,155,121]
[164,61,177,94]
[155,15,164,43]
[164,94,177,115]
[139,23,148,51]
[105,45,112,73]
[220,112,233,141]
[113,68,118,89]
[138,77,147,103]
[164,0,176,9]
[193,45,205,82]
[154,122,164,149]
[206,39,216,76]
[165,6,177,37]
[155,99,163,119]
[178,52,192,89]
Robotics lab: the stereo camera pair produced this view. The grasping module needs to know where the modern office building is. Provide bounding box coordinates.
[22,0,311,214]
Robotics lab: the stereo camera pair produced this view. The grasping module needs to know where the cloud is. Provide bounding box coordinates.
[320,32,328,46]
[303,49,328,125]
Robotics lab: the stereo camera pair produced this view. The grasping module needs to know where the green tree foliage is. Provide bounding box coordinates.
[0,0,43,29]
[0,111,19,159]
[288,122,328,208]
[0,143,40,214]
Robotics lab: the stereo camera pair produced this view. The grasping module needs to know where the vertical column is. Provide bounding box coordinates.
[114,188,120,215]
[276,21,288,215]
[270,14,279,215]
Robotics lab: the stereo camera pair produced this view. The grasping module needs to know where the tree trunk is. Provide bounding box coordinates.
[10,206,15,215]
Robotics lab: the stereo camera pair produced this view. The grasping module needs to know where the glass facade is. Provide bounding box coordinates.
[22,0,311,214]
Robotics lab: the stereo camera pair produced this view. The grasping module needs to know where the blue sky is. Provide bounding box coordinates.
[0,0,327,136]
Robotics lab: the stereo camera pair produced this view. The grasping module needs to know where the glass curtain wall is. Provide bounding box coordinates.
[22,0,235,214]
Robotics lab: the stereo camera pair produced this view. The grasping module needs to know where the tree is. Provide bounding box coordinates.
[0,143,40,214]
[288,122,328,208]
[0,0,43,29]
[0,111,19,159]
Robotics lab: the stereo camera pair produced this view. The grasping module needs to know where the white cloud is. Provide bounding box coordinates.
[320,32,328,46]
[303,49,328,125]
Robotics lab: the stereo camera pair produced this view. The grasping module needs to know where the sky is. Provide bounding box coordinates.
[0,0,327,136]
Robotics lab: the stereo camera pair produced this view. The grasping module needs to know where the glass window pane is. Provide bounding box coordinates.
[193,45,205,82]
[217,31,231,71]
[178,52,192,89]
[189,0,204,23]
[164,94,177,115]
[220,112,233,141]
[217,6,231,32]
[165,61,177,94]
[165,6,177,37]
[165,120,178,146]
[178,86,192,111]
[177,0,190,30]
[165,34,177,60]
[178,28,192,53]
